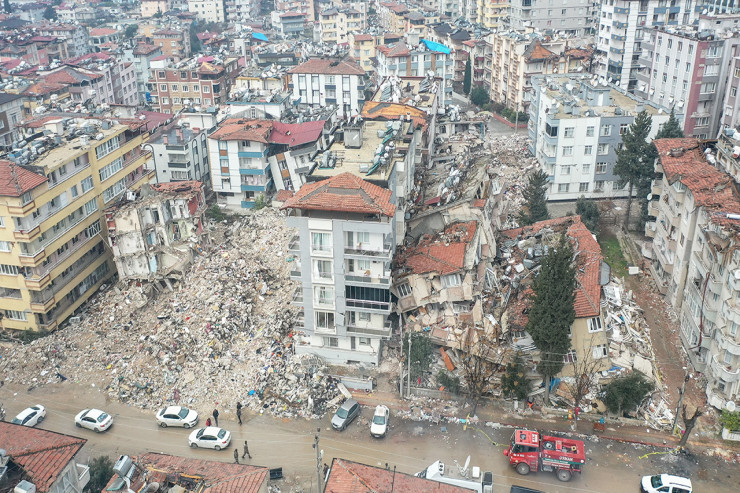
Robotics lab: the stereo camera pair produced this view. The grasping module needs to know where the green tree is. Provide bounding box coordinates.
[575,196,600,235]
[463,57,472,95]
[613,110,656,230]
[720,410,740,431]
[153,8,163,18]
[501,352,531,401]
[124,24,138,39]
[655,107,684,139]
[519,169,550,226]
[437,371,461,394]
[85,456,114,493]
[526,234,576,402]
[470,86,489,107]
[3,0,10,14]
[189,23,201,53]
[43,5,57,20]
[403,332,434,382]
[601,371,653,416]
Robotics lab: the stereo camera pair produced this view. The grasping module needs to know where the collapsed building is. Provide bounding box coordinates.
[104,181,208,288]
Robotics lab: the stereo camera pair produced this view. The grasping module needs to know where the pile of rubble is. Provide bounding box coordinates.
[0,208,342,419]
[486,135,539,229]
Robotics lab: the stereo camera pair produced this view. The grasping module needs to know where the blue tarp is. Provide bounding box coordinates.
[252,32,268,42]
[421,38,451,54]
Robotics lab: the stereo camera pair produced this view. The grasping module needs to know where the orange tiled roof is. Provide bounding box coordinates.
[275,189,295,202]
[361,101,428,128]
[398,221,478,276]
[151,180,203,193]
[210,118,273,142]
[281,172,396,216]
[288,57,365,75]
[89,27,118,37]
[0,160,48,196]
[376,42,410,57]
[352,34,373,42]
[0,422,86,492]
[325,458,473,493]
[524,40,557,62]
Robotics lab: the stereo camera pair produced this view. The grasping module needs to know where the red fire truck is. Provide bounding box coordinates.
[503,429,586,482]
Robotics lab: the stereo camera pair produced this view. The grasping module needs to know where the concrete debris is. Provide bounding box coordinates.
[0,208,342,419]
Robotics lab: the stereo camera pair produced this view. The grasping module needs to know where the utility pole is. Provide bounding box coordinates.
[399,313,404,399]
[406,334,412,399]
[313,427,323,493]
[672,371,690,433]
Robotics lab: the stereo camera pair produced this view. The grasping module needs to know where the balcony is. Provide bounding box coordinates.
[288,234,300,253]
[48,161,92,190]
[345,298,391,313]
[290,269,302,280]
[7,200,36,215]
[14,225,41,242]
[344,243,392,260]
[291,288,303,306]
[645,221,656,238]
[346,320,393,338]
[648,261,669,295]
[345,273,391,285]
[716,332,740,356]
[710,354,740,383]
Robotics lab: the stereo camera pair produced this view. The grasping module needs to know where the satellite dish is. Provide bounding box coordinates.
[727,401,737,412]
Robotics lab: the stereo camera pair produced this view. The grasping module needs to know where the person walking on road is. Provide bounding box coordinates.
[242,440,251,459]
[234,449,239,464]
[236,402,242,425]
[212,408,219,427]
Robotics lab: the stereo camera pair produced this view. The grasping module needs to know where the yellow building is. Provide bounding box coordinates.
[349,33,375,72]
[477,0,510,29]
[319,7,365,45]
[0,119,154,332]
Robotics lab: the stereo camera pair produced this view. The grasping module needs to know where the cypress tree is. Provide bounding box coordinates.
[655,107,684,139]
[519,169,550,226]
[463,58,472,95]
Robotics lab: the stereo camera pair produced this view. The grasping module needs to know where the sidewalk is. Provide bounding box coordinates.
[350,390,740,456]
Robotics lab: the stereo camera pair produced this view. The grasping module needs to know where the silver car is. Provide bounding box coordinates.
[331,399,360,431]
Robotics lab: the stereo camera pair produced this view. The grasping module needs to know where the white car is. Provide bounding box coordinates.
[156,406,199,428]
[74,408,113,432]
[640,474,692,493]
[188,426,231,450]
[12,405,46,427]
[370,405,389,438]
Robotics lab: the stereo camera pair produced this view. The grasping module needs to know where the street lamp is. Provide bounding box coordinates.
[142,143,160,184]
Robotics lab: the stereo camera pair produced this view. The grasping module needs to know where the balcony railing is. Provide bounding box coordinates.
[291,288,303,305]
[710,354,740,383]
[344,243,392,259]
[347,320,392,337]
[345,274,391,285]
[288,234,300,252]
[345,298,391,312]
[48,161,92,190]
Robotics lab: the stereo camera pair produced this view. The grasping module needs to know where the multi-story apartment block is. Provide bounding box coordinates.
[0,93,24,150]
[646,138,740,410]
[486,32,591,112]
[88,28,122,53]
[287,58,366,119]
[147,56,240,114]
[375,39,454,106]
[141,0,169,17]
[596,0,696,92]
[226,0,266,23]
[529,74,671,201]
[0,118,153,333]
[146,120,211,186]
[282,172,396,365]
[271,11,308,37]
[378,2,409,33]
[635,24,740,139]
[275,0,316,21]
[152,28,191,61]
[33,23,89,58]
[123,44,164,105]
[208,118,330,208]
[64,53,139,107]
[505,0,597,36]
[188,0,227,23]
[476,0,509,28]
[318,7,365,45]
[349,33,375,73]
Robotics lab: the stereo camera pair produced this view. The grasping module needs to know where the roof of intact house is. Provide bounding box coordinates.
[0,422,86,492]
[210,118,273,143]
[281,172,396,217]
[396,221,478,276]
[325,458,474,493]
[288,57,365,75]
[270,120,326,148]
[0,160,48,196]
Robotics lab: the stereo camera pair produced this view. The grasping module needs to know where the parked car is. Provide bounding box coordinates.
[156,406,198,428]
[75,409,113,432]
[331,399,360,431]
[370,405,389,438]
[12,405,46,427]
[641,474,692,493]
[188,427,231,450]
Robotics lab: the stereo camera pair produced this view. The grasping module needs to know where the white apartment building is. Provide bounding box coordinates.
[188,0,227,23]
[146,121,210,186]
[529,74,671,201]
[505,0,598,36]
[287,58,366,119]
[282,172,397,365]
[647,138,740,411]
[635,24,740,139]
[596,0,696,92]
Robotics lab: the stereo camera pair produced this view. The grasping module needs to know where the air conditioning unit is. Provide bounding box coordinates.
[14,481,36,493]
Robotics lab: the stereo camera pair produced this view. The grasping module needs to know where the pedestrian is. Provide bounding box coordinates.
[234,448,239,464]
[236,402,242,425]
[206,417,212,427]
[242,440,251,459]
[213,408,219,427]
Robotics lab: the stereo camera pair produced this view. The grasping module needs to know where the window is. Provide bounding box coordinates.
[160,84,167,91]
[588,317,603,332]
[579,182,589,192]
[4,309,26,321]
[561,165,572,175]
[99,157,123,182]
[70,184,79,198]
[0,241,10,252]
[313,259,332,279]
[314,286,334,306]
[193,85,200,92]
[322,336,338,347]
[316,311,335,331]
[0,264,19,275]
[594,180,605,192]
[182,85,188,92]
[0,217,4,227]
[171,84,179,91]
[592,344,608,359]
[582,163,591,174]
[701,82,716,94]
[584,145,593,155]
[202,85,210,93]
[597,144,609,155]
[558,183,569,193]
[734,67,740,78]
[562,146,573,157]
[704,64,719,77]
[452,302,471,313]
[358,337,371,345]
[596,163,608,174]
[442,273,462,287]
[707,45,722,57]
[586,126,594,137]
[397,282,412,298]
[600,124,611,136]
[84,198,98,214]
[158,71,165,78]
[311,232,332,253]
[619,123,629,135]
[103,178,126,203]
[564,127,574,138]
[95,136,120,160]
[563,349,577,363]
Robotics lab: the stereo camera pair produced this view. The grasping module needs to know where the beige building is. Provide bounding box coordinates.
[188,0,226,23]
[477,0,509,28]
[0,118,153,332]
[141,0,169,17]
[349,33,375,73]
[319,7,365,46]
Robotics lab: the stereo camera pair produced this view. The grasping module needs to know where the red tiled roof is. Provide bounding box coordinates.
[151,180,203,193]
[654,138,740,212]
[43,66,103,84]
[376,42,410,57]
[153,28,182,36]
[133,43,160,55]
[325,458,473,493]
[275,189,294,202]
[89,27,118,36]
[269,120,326,148]
[525,40,557,62]
[105,452,268,493]
[0,422,86,492]
[288,58,365,75]
[361,101,428,129]
[352,34,373,42]
[280,11,306,17]
[0,160,48,196]
[210,118,273,143]
[398,221,477,276]
[281,173,396,217]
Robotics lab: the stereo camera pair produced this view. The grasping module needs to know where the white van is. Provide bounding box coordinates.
[640,474,692,493]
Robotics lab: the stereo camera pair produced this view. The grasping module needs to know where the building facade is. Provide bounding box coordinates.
[0,93,24,150]
[146,121,210,186]
[287,58,366,119]
[505,0,597,36]
[188,0,227,23]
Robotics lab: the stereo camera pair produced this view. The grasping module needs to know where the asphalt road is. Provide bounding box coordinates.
[1,383,735,493]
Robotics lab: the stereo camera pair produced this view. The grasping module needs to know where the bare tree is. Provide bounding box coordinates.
[562,339,606,413]
[457,326,508,416]
[678,405,703,449]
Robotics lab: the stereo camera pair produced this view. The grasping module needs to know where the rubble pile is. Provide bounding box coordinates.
[0,209,342,419]
[486,135,539,228]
